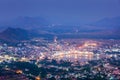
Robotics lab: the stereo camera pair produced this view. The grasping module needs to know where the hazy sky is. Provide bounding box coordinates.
[0,0,120,24]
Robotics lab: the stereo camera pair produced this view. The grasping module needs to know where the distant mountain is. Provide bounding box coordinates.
[0,27,54,44]
[53,17,120,39]
[90,16,120,30]
[0,16,120,40]
[0,27,32,43]
[0,16,49,30]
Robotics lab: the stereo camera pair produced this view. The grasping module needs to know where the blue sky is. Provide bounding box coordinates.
[0,0,120,25]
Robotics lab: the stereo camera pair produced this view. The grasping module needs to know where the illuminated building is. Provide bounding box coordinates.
[35,76,41,80]
[16,70,23,74]
[54,36,57,43]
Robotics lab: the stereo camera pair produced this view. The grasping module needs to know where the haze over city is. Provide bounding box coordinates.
[0,0,120,80]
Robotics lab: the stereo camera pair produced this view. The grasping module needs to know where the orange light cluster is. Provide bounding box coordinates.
[53,51,94,61]
[35,76,41,80]
[78,42,98,49]
[16,70,23,74]
[84,42,97,47]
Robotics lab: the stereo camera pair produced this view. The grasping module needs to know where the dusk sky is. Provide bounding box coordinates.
[0,0,120,25]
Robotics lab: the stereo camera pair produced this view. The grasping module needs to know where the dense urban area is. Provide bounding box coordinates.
[0,0,120,80]
[0,38,120,80]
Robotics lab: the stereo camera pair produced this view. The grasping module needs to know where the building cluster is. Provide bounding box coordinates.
[0,38,120,79]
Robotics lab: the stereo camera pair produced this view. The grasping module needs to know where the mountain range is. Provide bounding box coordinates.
[0,16,49,30]
[0,16,120,43]
[0,27,54,44]
[0,27,31,43]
